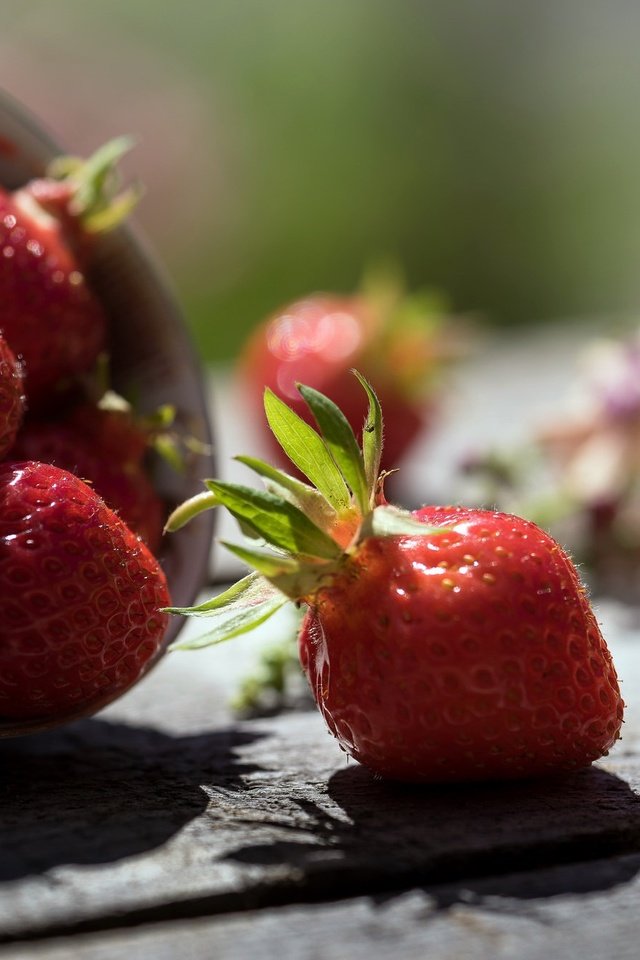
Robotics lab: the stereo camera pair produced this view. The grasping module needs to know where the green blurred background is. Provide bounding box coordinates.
[4,1,640,361]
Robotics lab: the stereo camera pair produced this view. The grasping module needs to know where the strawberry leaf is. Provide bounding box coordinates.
[352,371,383,504]
[206,480,342,559]
[222,541,332,600]
[153,433,185,474]
[167,573,288,649]
[51,135,143,234]
[81,186,141,234]
[221,541,302,577]
[235,455,338,532]
[264,389,351,509]
[166,570,275,616]
[298,383,369,514]
[361,504,446,539]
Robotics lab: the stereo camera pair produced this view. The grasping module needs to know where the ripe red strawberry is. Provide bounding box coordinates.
[238,279,462,472]
[0,137,139,409]
[166,373,624,783]
[298,506,622,781]
[0,331,25,458]
[11,399,167,552]
[0,461,170,728]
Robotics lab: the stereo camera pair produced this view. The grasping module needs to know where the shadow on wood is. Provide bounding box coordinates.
[0,718,267,882]
[220,762,640,900]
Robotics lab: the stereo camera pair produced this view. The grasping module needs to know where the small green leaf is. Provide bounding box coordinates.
[351,371,384,503]
[164,490,221,532]
[264,389,350,509]
[54,136,143,233]
[167,572,289,649]
[361,505,447,539]
[298,383,369,514]
[81,184,142,233]
[235,455,338,532]
[166,570,278,616]
[231,629,300,714]
[67,136,133,208]
[206,480,341,559]
[153,433,185,474]
[222,541,334,601]
[149,403,177,429]
[221,541,302,578]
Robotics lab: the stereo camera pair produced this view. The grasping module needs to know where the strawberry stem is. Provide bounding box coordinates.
[46,136,142,234]
[164,491,221,532]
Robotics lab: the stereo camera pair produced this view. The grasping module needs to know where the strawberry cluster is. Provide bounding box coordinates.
[0,140,171,733]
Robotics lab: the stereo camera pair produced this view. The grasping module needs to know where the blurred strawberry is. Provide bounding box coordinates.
[0,331,25,458]
[238,268,465,473]
[0,137,139,409]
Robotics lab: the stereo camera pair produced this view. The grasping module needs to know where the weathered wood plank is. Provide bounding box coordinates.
[0,601,639,943]
[2,853,640,960]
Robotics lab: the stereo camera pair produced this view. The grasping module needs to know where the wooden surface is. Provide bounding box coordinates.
[1,597,640,959]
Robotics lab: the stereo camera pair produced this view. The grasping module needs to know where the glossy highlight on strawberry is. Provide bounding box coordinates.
[166,372,624,783]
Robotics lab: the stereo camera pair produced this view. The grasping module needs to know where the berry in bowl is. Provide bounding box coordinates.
[0,91,215,735]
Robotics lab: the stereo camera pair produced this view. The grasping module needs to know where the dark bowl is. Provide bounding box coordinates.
[0,90,215,734]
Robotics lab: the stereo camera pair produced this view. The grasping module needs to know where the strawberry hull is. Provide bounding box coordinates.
[299,509,623,783]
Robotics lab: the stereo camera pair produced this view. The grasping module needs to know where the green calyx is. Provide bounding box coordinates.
[358,261,467,399]
[165,370,442,651]
[45,135,142,233]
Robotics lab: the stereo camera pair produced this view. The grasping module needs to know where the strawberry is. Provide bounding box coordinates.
[0,331,25,458]
[0,461,169,728]
[0,137,139,409]
[238,274,463,473]
[10,398,167,553]
[166,373,624,783]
